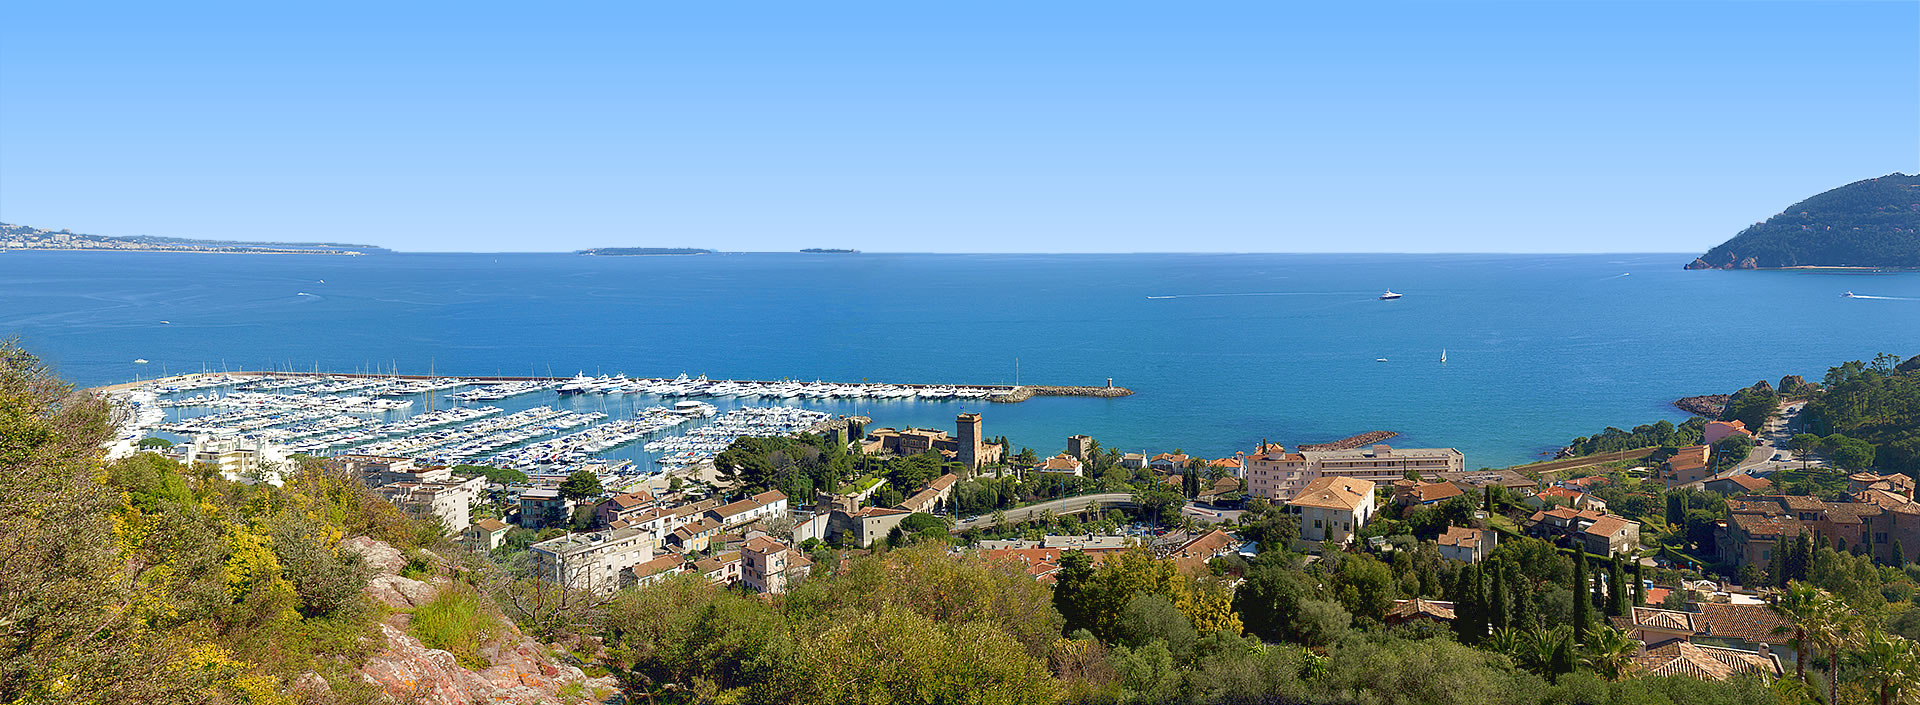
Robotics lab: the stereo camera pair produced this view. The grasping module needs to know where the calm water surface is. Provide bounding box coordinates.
[4,251,1917,467]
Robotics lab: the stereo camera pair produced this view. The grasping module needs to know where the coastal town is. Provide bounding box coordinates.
[69,354,1920,703]
[0,222,371,254]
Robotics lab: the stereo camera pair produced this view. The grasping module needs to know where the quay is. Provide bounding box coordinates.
[90,370,1134,402]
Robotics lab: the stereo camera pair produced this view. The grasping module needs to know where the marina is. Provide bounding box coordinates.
[101,371,1086,480]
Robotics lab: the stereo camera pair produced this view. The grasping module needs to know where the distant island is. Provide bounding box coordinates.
[800,248,858,254]
[577,247,714,256]
[1688,172,1920,269]
[1,222,382,255]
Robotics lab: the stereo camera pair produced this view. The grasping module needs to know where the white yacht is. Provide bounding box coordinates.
[1379,291,1403,300]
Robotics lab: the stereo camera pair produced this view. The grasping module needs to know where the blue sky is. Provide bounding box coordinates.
[2,2,1915,253]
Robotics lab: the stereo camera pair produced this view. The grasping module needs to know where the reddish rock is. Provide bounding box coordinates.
[367,574,440,610]
[342,536,407,576]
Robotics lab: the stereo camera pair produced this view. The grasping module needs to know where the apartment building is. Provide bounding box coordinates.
[1246,444,1464,501]
[529,527,655,594]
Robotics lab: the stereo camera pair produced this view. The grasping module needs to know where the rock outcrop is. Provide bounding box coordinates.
[1674,394,1729,417]
[344,537,616,705]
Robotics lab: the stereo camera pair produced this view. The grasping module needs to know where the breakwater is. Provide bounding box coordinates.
[1298,430,1399,451]
[987,385,1135,403]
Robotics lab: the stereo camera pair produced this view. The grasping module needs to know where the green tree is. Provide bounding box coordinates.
[1606,559,1628,616]
[136,436,174,449]
[1571,549,1590,644]
[1845,629,1920,705]
[558,469,603,501]
[1580,625,1639,681]
[1114,594,1198,660]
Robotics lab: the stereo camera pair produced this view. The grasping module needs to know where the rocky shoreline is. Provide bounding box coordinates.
[1673,394,1729,417]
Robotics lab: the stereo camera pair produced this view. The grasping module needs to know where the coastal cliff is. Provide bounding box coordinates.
[1688,173,1920,269]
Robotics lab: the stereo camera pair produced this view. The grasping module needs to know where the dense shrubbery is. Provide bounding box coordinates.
[0,342,436,704]
[1566,418,1706,457]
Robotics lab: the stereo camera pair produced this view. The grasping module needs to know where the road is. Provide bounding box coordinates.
[1691,401,1822,488]
[953,492,1138,531]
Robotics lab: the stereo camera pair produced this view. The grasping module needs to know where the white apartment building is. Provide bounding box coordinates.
[1244,444,1464,501]
[529,527,656,594]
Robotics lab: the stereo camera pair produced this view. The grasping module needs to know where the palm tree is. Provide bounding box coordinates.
[1772,581,1822,684]
[1581,625,1640,681]
[1771,583,1859,705]
[1845,629,1919,705]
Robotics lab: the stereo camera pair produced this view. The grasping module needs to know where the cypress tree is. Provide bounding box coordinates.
[1792,532,1814,582]
[1488,559,1511,631]
[1451,564,1483,644]
[1893,539,1907,568]
[1571,549,1590,644]
[1592,559,1607,610]
[1484,485,1494,513]
[1631,562,1646,606]
[1770,537,1790,588]
[1506,561,1534,629]
[1607,559,1628,616]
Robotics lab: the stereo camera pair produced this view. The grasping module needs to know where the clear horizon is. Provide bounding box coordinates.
[3,2,1916,253]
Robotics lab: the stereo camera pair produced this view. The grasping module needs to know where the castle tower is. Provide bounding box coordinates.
[956,412,983,470]
[1067,434,1092,460]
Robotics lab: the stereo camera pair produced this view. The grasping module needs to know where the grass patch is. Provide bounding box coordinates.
[557,681,587,700]
[408,585,503,669]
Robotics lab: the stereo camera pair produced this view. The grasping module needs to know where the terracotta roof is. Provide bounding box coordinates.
[1437,525,1485,548]
[604,491,654,509]
[694,551,741,575]
[1151,453,1190,464]
[1728,513,1803,539]
[629,554,686,579]
[1406,481,1464,504]
[1630,607,1696,632]
[1584,516,1631,537]
[1705,420,1751,437]
[1386,599,1456,622]
[1667,445,1710,472]
[1631,641,1779,680]
[928,474,959,491]
[742,535,789,555]
[1286,476,1374,510]
[1171,529,1238,572]
[473,518,510,532]
[1715,474,1771,492]
[853,506,911,518]
[1038,454,1084,471]
[1210,457,1242,469]
[1693,602,1791,644]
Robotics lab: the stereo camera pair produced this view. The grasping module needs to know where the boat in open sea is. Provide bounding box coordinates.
[1379,291,1403,300]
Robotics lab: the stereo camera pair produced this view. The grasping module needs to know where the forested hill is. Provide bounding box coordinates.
[1687,173,1920,269]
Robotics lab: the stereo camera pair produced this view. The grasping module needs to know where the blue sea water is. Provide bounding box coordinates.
[3,251,1917,468]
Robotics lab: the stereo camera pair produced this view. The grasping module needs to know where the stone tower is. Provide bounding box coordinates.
[1067,434,1092,460]
[956,412,983,470]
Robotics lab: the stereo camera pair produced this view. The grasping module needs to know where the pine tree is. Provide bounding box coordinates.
[1571,549,1590,644]
[1631,562,1646,606]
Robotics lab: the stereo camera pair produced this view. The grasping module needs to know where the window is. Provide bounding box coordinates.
[1314,519,1323,529]
[1877,532,1890,544]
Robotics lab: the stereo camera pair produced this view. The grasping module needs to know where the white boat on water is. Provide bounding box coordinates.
[1843,291,1857,298]
[1379,291,1402,300]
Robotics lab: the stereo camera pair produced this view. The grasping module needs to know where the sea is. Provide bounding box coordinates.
[3,250,1917,468]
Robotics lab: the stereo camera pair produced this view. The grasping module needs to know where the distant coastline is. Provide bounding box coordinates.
[800,248,858,254]
[577,247,715,256]
[2,222,378,255]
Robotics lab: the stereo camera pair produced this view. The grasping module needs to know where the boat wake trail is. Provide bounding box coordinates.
[1846,294,1919,301]
[1147,292,1347,300]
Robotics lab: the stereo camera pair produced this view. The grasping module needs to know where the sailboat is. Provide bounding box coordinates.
[1441,348,1448,363]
